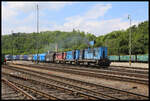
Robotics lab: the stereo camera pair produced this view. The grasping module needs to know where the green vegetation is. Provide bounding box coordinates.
[2,21,148,55]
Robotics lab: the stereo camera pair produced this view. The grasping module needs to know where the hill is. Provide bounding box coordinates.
[2,21,148,55]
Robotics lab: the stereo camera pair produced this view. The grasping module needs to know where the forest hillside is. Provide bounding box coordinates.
[2,21,148,55]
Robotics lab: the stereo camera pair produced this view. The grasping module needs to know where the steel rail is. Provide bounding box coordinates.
[2,65,149,100]
[12,64,148,85]
[3,77,61,100]
[2,73,109,100]
[35,62,149,71]
[52,62,149,74]
[17,63,148,78]
[2,78,36,100]
[42,61,148,71]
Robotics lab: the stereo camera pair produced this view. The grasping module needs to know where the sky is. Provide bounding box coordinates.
[2,1,149,36]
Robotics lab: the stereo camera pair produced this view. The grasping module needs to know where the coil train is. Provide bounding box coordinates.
[5,46,111,67]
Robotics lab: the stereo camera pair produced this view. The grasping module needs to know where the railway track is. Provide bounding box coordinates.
[12,63,148,85]
[15,62,148,74]
[47,62,148,72]
[2,65,149,100]
[2,71,119,100]
[2,78,36,100]
[8,61,148,74]
[2,78,61,100]
[108,66,148,74]
[29,63,148,78]
[63,63,148,74]
[2,73,105,100]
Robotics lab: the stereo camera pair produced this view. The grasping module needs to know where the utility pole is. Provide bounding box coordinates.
[128,15,132,66]
[11,30,13,63]
[55,43,58,52]
[37,4,39,64]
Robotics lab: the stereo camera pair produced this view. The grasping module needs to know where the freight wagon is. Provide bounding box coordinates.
[136,54,148,62]
[65,50,76,64]
[55,52,66,63]
[5,54,12,61]
[38,53,47,62]
[108,54,148,63]
[27,55,33,61]
[45,52,55,63]
[23,55,28,60]
[32,54,38,62]
[16,55,20,60]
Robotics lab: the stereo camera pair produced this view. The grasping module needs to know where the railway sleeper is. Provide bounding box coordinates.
[5,73,110,100]
[2,91,17,95]
[2,78,36,100]
[13,63,148,85]
[14,83,59,100]
[2,94,20,98]
[2,66,149,100]
[28,79,103,100]
[7,77,92,100]
[3,96,23,100]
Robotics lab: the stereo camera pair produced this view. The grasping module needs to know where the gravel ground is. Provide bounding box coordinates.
[8,61,149,68]
[6,61,149,96]
[110,62,148,68]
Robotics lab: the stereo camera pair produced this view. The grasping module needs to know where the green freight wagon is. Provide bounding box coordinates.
[108,54,148,62]
[108,56,119,61]
[120,55,136,62]
[137,54,148,62]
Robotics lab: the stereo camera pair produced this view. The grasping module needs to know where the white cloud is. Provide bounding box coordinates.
[49,3,139,36]
[65,4,112,22]
[2,2,72,35]
[49,3,114,36]
[2,2,18,21]
[84,4,112,19]
[58,4,113,35]
[55,17,139,36]
[40,2,71,11]
[2,2,142,36]
[4,2,72,13]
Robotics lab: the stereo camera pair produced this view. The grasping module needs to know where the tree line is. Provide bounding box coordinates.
[2,20,148,55]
